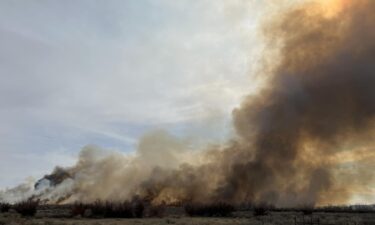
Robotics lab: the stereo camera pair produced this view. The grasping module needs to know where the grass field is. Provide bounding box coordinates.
[1,211,375,225]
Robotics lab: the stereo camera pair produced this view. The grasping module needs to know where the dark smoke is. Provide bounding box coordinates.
[1,0,374,206]
[136,0,375,206]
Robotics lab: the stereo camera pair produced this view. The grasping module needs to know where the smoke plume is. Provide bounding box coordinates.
[1,0,375,207]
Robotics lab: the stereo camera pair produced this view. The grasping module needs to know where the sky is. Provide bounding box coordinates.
[0,0,293,188]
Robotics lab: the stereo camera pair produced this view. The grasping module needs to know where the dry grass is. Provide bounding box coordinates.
[1,211,375,225]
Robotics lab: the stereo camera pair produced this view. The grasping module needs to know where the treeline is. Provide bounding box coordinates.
[1,200,38,217]
[0,200,237,218]
[1,200,374,218]
[273,205,375,214]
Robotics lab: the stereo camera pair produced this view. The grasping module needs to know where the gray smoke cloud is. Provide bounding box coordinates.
[1,0,375,207]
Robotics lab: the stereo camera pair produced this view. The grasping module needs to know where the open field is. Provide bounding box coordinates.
[1,210,375,225]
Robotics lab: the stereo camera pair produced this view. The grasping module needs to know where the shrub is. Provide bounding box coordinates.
[301,206,314,215]
[71,200,144,218]
[184,202,235,217]
[88,201,111,218]
[253,205,269,216]
[147,204,166,217]
[133,201,145,218]
[71,203,88,217]
[0,202,11,213]
[13,200,39,217]
[103,201,133,218]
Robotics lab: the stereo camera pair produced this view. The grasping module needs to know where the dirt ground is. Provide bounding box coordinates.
[1,211,375,225]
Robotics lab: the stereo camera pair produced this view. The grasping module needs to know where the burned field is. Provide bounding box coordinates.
[1,201,375,225]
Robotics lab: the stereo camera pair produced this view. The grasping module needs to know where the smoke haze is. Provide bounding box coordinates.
[1,0,375,207]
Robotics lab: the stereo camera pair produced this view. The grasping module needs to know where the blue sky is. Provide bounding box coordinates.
[0,0,288,188]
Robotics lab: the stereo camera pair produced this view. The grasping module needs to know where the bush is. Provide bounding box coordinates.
[71,200,144,218]
[147,204,166,218]
[301,206,314,215]
[13,200,39,217]
[133,201,145,218]
[0,203,11,213]
[315,205,374,213]
[102,201,133,218]
[71,203,88,217]
[184,202,235,217]
[253,205,269,216]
